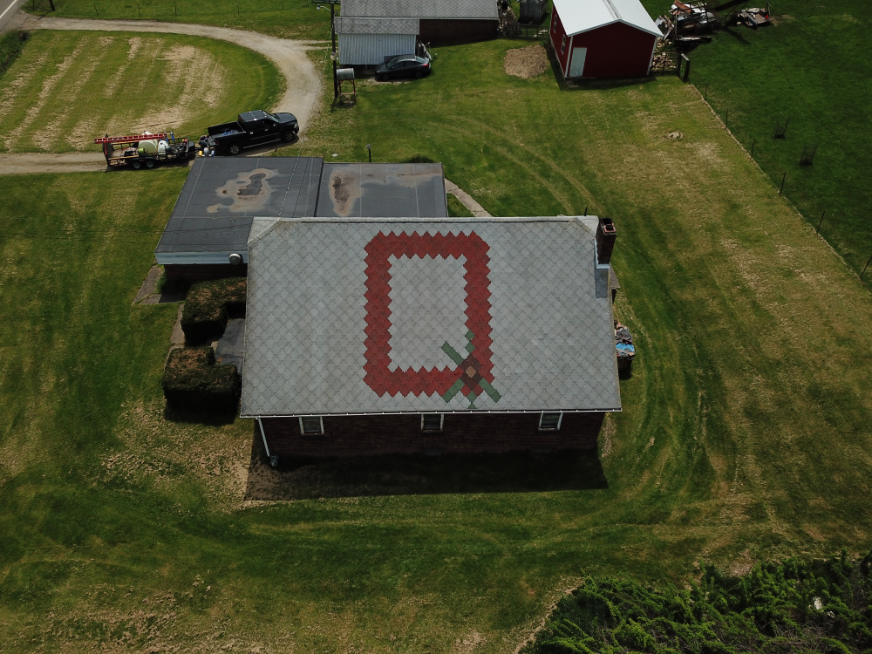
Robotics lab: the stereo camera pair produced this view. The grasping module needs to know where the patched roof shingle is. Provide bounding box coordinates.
[241,218,621,416]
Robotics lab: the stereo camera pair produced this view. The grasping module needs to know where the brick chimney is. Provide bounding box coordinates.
[595,217,616,266]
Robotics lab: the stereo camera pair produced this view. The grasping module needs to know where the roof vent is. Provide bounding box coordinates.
[229,253,243,265]
[595,217,616,266]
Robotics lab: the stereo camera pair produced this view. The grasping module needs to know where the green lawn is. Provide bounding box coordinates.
[0,30,282,152]
[1,38,872,654]
[28,0,332,40]
[640,0,872,278]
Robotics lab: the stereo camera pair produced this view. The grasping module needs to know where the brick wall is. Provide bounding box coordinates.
[165,263,248,282]
[260,412,604,459]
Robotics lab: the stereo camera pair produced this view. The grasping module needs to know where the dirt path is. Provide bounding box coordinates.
[1,12,324,175]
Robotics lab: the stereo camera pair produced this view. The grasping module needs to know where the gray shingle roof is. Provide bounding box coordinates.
[334,17,420,34]
[241,217,621,417]
[340,0,498,20]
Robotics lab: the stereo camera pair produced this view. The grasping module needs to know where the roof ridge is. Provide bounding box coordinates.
[601,0,620,21]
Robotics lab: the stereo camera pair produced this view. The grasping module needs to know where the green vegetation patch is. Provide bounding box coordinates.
[0,30,281,153]
[2,38,872,653]
[526,550,872,654]
[641,0,872,280]
[28,0,332,40]
[181,277,246,344]
[447,193,474,218]
[0,31,29,80]
[162,346,241,412]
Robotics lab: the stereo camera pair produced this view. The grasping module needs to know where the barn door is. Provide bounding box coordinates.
[569,47,587,78]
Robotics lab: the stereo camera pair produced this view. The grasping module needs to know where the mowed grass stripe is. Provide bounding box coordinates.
[0,31,281,153]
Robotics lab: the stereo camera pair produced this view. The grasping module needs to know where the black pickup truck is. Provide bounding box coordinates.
[203,110,299,155]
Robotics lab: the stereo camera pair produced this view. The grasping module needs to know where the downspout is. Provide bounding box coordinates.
[256,417,271,458]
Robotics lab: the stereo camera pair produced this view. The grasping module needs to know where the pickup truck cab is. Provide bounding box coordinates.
[204,110,299,155]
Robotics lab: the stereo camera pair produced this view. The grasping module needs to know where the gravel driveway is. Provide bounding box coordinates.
[1,12,324,175]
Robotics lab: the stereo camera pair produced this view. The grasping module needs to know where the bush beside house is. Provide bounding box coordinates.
[181,277,246,343]
[162,347,241,412]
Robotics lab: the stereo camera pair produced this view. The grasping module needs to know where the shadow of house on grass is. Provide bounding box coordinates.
[243,425,608,500]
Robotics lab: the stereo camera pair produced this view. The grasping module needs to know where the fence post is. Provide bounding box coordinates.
[779,172,786,195]
[861,253,872,279]
[751,137,756,157]
[816,210,826,233]
[681,54,691,82]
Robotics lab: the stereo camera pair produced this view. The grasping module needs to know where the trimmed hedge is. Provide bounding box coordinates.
[181,277,246,344]
[526,549,872,654]
[162,347,240,412]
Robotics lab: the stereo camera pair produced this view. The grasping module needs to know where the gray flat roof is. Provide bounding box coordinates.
[155,156,323,264]
[155,158,448,264]
[241,217,621,417]
[316,162,448,218]
[341,0,498,20]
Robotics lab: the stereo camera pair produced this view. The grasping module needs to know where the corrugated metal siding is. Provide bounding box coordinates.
[338,33,417,66]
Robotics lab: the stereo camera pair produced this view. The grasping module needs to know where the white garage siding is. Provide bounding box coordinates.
[338,33,418,66]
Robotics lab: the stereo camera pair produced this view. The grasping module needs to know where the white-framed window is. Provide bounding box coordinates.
[421,413,444,432]
[561,34,567,54]
[539,412,563,431]
[299,415,324,435]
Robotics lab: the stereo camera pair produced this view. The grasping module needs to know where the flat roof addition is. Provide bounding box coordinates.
[155,158,449,265]
[155,156,323,265]
[316,162,448,218]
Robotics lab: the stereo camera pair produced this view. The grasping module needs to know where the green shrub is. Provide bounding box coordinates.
[526,550,872,654]
[162,347,240,412]
[181,277,246,344]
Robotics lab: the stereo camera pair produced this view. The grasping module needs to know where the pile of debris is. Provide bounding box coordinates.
[656,1,771,46]
[615,321,635,371]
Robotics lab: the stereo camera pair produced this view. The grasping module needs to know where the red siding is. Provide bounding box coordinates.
[549,9,571,77]
[260,412,604,459]
[550,8,657,79]
[419,19,498,45]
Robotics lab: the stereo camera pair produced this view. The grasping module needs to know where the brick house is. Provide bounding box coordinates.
[240,216,621,462]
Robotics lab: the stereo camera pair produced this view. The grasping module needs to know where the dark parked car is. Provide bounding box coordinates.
[202,110,299,156]
[375,55,431,81]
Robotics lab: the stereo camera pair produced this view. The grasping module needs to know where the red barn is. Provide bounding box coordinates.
[549,0,661,79]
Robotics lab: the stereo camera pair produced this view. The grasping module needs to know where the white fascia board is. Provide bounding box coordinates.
[155,251,249,265]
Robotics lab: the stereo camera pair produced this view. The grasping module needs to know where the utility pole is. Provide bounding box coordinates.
[331,2,338,99]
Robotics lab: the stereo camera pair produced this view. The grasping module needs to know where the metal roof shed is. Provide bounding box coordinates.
[340,0,499,45]
[549,0,660,79]
[335,17,419,66]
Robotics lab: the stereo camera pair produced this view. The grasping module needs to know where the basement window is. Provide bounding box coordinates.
[299,416,324,436]
[539,412,563,431]
[421,413,444,432]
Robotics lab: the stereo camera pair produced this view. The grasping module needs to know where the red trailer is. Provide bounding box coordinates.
[550,0,661,79]
[95,132,196,170]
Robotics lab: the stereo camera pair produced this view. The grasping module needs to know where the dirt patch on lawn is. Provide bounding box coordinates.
[102,41,227,140]
[504,44,548,79]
